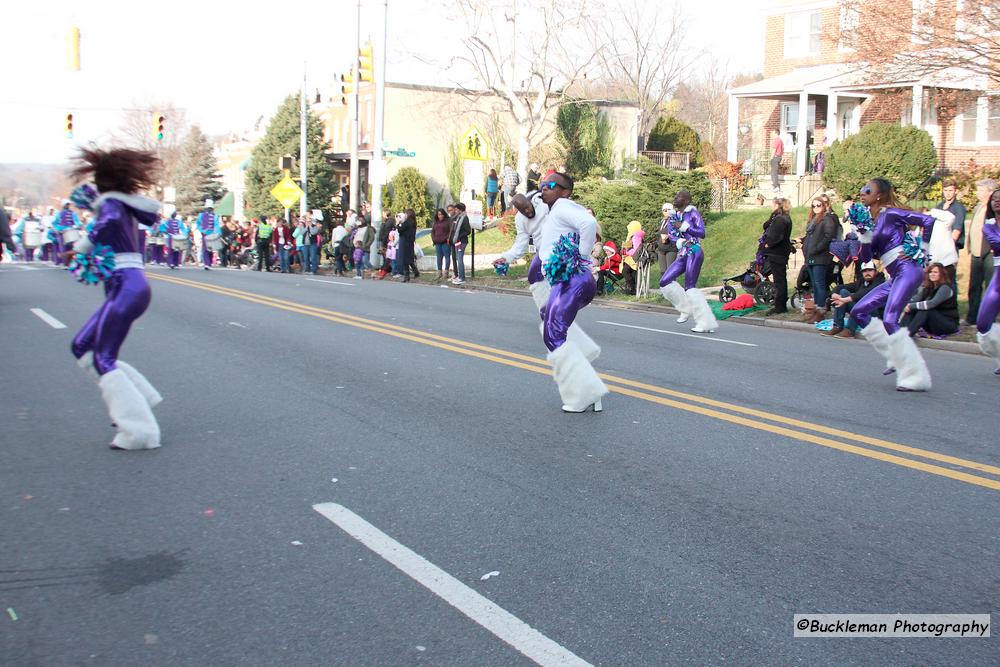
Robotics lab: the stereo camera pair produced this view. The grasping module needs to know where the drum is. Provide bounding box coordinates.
[170,237,190,253]
[149,235,165,246]
[205,233,223,251]
[62,228,81,244]
[24,230,42,247]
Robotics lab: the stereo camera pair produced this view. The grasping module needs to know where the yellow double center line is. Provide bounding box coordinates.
[150,272,1000,492]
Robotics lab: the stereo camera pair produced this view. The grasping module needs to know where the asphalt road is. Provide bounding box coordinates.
[2,262,998,666]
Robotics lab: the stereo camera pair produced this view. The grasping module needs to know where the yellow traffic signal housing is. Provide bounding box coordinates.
[358,41,374,83]
[65,113,74,138]
[340,70,355,105]
[153,113,165,141]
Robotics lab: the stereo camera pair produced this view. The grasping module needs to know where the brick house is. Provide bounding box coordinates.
[726,0,999,200]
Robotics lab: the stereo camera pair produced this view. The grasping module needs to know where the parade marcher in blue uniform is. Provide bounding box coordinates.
[64,147,163,450]
[51,201,82,263]
[195,199,221,269]
[160,210,189,269]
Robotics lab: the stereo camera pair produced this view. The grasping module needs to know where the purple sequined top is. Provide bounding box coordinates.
[667,206,706,244]
[858,207,934,273]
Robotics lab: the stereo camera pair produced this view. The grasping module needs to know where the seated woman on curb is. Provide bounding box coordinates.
[900,262,960,337]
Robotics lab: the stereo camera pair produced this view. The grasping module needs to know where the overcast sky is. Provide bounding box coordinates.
[1,0,764,164]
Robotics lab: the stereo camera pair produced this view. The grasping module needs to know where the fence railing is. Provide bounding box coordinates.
[640,151,690,172]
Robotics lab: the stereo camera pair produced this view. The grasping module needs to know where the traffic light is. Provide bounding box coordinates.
[340,70,355,105]
[65,113,73,138]
[358,41,374,83]
[153,113,165,141]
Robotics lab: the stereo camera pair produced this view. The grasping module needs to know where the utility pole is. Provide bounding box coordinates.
[300,62,308,218]
[349,0,361,212]
[371,0,387,247]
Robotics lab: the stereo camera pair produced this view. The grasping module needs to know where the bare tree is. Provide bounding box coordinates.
[588,0,699,150]
[110,102,190,191]
[841,0,999,85]
[427,0,601,184]
[672,58,735,163]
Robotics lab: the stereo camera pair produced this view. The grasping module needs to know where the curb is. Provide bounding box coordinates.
[452,280,987,358]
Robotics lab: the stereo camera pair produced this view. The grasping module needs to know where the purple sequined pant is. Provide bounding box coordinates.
[976,262,1000,334]
[658,249,703,290]
[71,269,152,375]
[202,246,214,267]
[528,255,543,284]
[851,259,924,334]
[541,271,597,351]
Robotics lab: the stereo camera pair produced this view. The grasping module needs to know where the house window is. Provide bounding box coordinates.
[838,5,860,51]
[989,98,1000,143]
[784,10,822,58]
[955,96,1000,145]
[781,101,817,147]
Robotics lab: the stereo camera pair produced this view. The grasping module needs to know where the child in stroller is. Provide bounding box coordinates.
[596,240,623,295]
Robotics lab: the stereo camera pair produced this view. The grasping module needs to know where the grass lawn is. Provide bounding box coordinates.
[698,206,810,287]
[418,227,512,255]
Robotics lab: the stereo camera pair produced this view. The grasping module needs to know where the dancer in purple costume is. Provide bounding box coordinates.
[975,188,1000,374]
[64,147,164,450]
[195,200,220,269]
[493,192,601,362]
[850,178,954,391]
[657,190,718,333]
[537,173,608,413]
[160,211,188,269]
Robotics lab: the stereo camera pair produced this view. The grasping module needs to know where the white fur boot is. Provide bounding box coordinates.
[860,318,894,371]
[116,361,163,408]
[659,281,691,323]
[566,324,601,362]
[99,369,161,450]
[76,351,98,380]
[976,327,1000,373]
[547,340,608,413]
[529,280,550,312]
[885,330,931,392]
[687,288,718,333]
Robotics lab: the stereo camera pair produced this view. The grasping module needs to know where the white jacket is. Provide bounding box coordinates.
[537,198,597,265]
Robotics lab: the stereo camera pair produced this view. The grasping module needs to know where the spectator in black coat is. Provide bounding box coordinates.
[824,261,885,338]
[396,208,419,282]
[761,197,793,315]
[801,196,839,322]
[901,262,960,337]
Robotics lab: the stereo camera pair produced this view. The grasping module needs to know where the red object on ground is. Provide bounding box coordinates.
[723,294,755,310]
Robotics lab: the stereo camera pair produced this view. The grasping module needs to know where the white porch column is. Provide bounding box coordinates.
[796,91,808,176]
[911,84,923,129]
[727,94,739,162]
[827,91,839,143]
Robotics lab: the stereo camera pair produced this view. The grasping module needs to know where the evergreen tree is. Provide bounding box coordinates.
[646,116,703,169]
[557,102,615,178]
[244,94,336,222]
[172,124,224,216]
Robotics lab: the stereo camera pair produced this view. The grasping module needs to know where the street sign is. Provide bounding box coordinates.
[271,174,304,209]
[459,126,489,161]
[385,148,416,157]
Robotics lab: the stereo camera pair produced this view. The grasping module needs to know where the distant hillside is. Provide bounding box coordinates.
[0,163,72,211]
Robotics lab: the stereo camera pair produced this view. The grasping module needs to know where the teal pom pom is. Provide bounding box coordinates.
[847,203,873,233]
[69,244,116,284]
[902,231,927,267]
[543,233,588,285]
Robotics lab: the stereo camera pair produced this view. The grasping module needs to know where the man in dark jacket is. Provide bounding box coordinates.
[0,207,15,260]
[450,203,471,284]
[824,261,885,338]
[655,202,678,275]
[761,199,793,314]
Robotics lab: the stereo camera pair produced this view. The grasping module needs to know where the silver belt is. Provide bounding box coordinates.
[993,255,1000,267]
[880,245,903,267]
[114,252,144,270]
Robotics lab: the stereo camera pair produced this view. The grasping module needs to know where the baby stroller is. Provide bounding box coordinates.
[718,252,774,306]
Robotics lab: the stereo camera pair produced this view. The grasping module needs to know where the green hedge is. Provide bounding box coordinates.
[823,122,937,200]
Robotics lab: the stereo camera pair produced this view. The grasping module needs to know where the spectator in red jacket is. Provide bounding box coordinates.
[272,219,294,273]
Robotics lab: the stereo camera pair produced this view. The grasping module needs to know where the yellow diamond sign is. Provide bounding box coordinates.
[459,126,489,161]
[271,174,304,209]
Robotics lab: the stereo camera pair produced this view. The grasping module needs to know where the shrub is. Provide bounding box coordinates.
[573,157,711,244]
[384,167,432,226]
[646,116,702,169]
[823,122,937,201]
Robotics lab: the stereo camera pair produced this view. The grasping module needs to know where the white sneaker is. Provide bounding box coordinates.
[452,278,464,285]
[353,275,362,280]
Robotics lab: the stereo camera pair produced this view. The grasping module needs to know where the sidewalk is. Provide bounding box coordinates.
[441,278,988,358]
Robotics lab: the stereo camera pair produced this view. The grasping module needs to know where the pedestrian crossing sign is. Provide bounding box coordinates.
[271,174,304,209]
[459,126,489,161]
